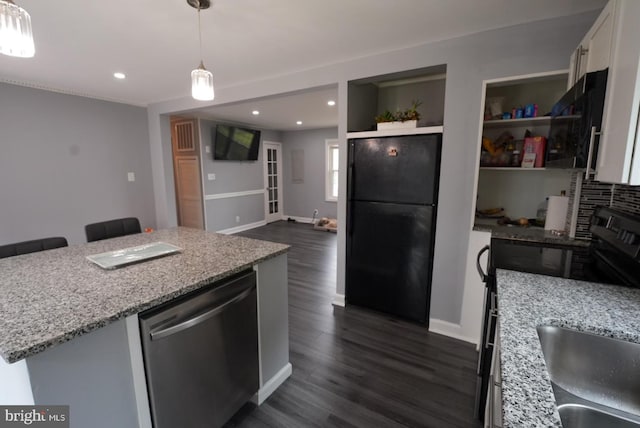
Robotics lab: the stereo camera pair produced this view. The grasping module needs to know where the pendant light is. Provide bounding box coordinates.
[0,0,34,58]
[188,0,214,101]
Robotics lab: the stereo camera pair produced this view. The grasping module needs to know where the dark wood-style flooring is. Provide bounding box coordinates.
[228,221,480,428]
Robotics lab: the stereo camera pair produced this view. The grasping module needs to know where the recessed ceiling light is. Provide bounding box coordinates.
[327,100,336,106]
[252,110,260,115]
[296,121,302,125]
[113,72,126,79]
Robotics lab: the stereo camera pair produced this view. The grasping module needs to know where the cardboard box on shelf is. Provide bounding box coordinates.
[522,136,547,168]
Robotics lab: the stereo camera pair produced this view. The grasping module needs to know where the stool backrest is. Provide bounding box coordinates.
[0,237,68,259]
[85,217,141,242]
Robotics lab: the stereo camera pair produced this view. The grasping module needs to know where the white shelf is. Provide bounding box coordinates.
[479,167,575,172]
[480,167,547,171]
[347,125,443,139]
[483,116,551,129]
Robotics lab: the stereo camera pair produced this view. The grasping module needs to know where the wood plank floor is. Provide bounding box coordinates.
[229,221,481,428]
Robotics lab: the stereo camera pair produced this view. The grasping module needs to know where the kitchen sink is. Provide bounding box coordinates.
[537,325,640,428]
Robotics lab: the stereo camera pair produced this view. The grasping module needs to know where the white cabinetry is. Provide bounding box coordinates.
[460,230,491,344]
[594,0,640,185]
[568,0,615,88]
[476,72,573,221]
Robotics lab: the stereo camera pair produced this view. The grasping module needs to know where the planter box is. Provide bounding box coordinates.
[376,120,417,131]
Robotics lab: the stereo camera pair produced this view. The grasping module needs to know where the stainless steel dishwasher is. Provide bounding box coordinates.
[139,269,259,428]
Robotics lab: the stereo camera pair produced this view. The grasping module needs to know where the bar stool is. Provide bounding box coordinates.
[0,237,68,259]
[85,217,142,242]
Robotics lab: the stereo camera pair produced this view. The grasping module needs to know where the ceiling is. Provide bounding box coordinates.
[186,86,339,131]
[2,0,606,129]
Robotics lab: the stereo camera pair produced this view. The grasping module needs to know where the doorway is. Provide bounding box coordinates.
[263,141,283,223]
[171,118,205,229]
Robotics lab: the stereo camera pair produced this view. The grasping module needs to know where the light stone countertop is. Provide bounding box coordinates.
[474,220,590,248]
[497,269,640,427]
[0,227,289,363]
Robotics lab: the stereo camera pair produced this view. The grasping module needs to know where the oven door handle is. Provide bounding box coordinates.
[477,245,490,282]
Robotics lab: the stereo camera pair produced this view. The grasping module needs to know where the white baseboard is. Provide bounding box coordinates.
[332,293,345,307]
[428,318,476,344]
[217,220,267,235]
[252,363,292,405]
[282,215,314,224]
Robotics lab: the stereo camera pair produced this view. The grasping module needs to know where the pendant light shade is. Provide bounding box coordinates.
[189,0,214,101]
[0,0,34,58]
[191,61,214,101]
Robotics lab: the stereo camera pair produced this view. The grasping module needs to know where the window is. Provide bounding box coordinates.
[325,139,339,202]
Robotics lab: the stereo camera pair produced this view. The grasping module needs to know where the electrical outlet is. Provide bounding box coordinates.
[127,172,135,182]
[235,216,240,223]
[208,173,216,181]
[205,145,210,153]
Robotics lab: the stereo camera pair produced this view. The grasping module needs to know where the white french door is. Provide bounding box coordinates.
[263,142,283,223]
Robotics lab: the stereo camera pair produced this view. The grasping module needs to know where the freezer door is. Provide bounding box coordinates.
[346,201,435,323]
[349,134,441,205]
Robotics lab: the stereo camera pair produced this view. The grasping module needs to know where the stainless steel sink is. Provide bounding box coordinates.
[537,325,640,428]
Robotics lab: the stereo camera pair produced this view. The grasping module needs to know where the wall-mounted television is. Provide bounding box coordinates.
[213,124,261,161]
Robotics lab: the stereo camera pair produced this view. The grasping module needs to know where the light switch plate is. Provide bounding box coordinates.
[208,173,216,181]
[127,172,135,182]
[205,146,210,153]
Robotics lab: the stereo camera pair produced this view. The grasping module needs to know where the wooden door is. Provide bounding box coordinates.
[172,119,204,229]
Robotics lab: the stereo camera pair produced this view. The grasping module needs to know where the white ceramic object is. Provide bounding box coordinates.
[86,242,182,269]
[376,120,417,131]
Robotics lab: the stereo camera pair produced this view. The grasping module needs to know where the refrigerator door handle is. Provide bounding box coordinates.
[477,245,490,282]
[347,147,355,201]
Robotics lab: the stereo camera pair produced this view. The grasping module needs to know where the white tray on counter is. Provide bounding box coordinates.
[87,242,182,269]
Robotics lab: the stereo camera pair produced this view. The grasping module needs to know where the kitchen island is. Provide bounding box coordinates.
[0,227,290,428]
[497,269,640,427]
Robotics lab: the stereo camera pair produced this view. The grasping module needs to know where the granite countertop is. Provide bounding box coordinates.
[474,219,590,248]
[0,227,289,363]
[497,269,640,427]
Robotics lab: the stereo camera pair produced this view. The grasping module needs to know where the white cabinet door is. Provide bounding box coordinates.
[461,230,491,346]
[568,0,614,88]
[596,0,640,185]
[584,0,615,74]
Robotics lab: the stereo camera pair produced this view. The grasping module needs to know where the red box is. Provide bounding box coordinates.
[522,136,547,168]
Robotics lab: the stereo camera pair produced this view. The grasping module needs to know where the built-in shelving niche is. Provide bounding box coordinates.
[347,64,447,133]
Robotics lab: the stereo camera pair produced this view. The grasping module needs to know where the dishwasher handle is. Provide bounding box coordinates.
[149,281,255,341]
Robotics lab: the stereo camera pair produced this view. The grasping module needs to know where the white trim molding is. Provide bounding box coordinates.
[253,363,292,406]
[205,189,265,200]
[332,293,345,307]
[428,318,476,344]
[217,220,267,235]
[325,138,339,202]
[282,215,314,224]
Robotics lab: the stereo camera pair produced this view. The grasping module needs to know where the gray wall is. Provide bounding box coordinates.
[198,119,282,231]
[378,78,446,127]
[0,83,155,245]
[148,11,599,326]
[281,128,338,219]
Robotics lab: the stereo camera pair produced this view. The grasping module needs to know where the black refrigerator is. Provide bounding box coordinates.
[346,133,442,324]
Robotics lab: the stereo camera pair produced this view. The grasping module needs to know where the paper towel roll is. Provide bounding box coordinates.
[545,196,569,231]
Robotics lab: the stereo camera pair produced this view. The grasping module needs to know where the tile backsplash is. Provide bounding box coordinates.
[611,184,640,214]
[569,174,640,239]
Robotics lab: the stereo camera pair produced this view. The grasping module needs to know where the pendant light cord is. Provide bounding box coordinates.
[197,3,203,66]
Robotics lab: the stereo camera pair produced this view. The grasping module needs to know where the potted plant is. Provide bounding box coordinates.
[375,100,422,130]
